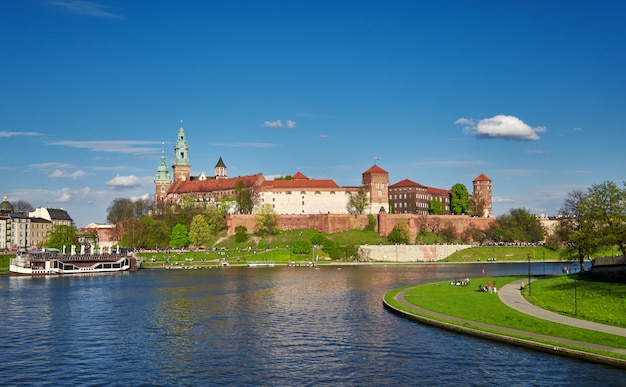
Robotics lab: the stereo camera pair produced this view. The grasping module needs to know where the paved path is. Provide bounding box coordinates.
[393,280,626,359]
[499,279,626,337]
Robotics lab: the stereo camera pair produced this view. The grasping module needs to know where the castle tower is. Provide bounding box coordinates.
[473,173,492,217]
[214,156,227,179]
[154,147,171,203]
[172,120,191,181]
[362,163,389,214]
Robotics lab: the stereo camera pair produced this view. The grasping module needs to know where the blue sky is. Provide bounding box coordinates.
[1,1,625,227]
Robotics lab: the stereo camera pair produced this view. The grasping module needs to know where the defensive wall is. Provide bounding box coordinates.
[226,213,495,242]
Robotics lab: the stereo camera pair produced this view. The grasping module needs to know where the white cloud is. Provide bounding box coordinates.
[30,162,74,169]
[0,131,42,137]
[50,140,160,154]
[50,1,123,19]
[263,119,296,128]
[49,169,87,179]
[106,174,143,190]
[263,120,283,128]
[456,115,545,141]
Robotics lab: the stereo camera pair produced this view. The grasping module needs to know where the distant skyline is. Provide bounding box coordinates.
[1,1,624,227]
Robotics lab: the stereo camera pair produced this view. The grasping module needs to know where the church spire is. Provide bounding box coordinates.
[172,120,191,181]
[154,146,171,183]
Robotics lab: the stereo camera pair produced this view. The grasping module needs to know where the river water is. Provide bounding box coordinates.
[0,262,623,386]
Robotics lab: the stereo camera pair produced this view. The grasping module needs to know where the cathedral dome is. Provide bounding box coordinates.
[0,196,14,213]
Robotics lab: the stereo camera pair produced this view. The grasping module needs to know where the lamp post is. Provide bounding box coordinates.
[527,253,532,296]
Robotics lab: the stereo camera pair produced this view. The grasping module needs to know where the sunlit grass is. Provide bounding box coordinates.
[389,276,626,352]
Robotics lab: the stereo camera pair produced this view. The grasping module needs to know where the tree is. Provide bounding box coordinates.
[13,200,34,212]
[583,181,626,256]
[347,188,369,214]
[107,197,154,224]
[387,220,410,244]
[364,214,377,231]
[481,208,544,244]
[429,198,444,215]
[189,214,211,247]
[255,203,279,235]
[468,194,486,217]
[169,223,190,248]
[45,225,77,250]
[143,217,171,249]
[233,181,257,214]
[450,183,470,215]
[556,190,601,271]
[204,205,227,234]
[235,225,248,243]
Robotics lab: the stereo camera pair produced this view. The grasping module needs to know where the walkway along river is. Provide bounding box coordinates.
[1,262,624,386]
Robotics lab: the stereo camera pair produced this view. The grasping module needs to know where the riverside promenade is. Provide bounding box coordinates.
[386,279,626,368]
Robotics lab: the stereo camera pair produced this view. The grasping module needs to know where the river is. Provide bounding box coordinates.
[0,262,623,386]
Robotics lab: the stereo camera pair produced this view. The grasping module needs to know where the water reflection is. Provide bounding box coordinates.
[0,263,622,386]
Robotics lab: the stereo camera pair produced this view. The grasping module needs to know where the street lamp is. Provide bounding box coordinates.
[527,253,532,296]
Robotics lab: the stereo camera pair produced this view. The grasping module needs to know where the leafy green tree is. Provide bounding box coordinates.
[556,190,601,271]
[45,225,77,250]
[169,223,190,248]
[450,183,470,214]
[292,240,311,255]
[189,214,211,247]
[118,218,147,248]
[235,225,248,243]
[347,188,369,214]
[387,220,410,244]
[143,217,171,249]
[583,181,626,256]
[204,205,226,234]
[255,203,279,234]
[482,208,544,243]
[429,198,444,214]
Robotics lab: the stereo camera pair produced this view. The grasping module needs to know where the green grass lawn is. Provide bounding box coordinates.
[526,273,626,327]
[386,276,626,357]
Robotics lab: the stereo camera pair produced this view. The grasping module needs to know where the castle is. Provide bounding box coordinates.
[155,121,492,217]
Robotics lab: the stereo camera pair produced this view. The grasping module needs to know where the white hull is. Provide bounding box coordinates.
[247,261,275,268]
[10,254,138,276]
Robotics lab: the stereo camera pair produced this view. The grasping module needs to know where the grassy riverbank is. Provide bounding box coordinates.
[384,275,626,361]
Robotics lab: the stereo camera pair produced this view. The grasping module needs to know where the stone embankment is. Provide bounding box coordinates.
[359,244,472,262]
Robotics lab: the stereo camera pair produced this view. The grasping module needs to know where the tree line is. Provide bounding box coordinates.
[39,180,625,269]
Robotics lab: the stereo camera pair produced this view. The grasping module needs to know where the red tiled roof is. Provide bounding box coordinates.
[474,173,491,181]
[292,171,308,180]
[390,179,426,188]
[427,187,451,195]
[169,174,265,194]
[261,178,339,189]
[363,164,388,174]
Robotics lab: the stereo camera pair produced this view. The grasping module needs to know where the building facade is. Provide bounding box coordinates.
[155,122,390,215]
[389,174,492,217]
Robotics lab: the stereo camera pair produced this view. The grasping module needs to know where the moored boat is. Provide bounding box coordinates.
[9,249,141,276]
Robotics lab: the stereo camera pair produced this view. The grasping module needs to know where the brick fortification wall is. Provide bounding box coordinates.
[227,213,494,241]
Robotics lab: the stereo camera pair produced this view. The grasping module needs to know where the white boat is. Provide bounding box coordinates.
[246,261,275,268]
[9,249,141,276]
